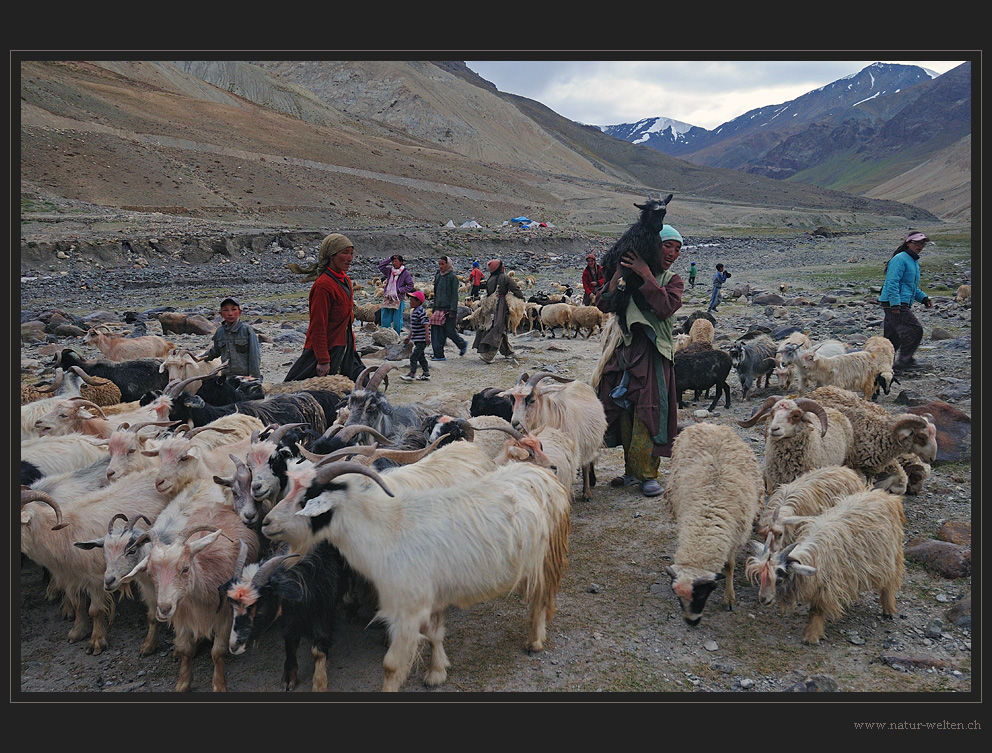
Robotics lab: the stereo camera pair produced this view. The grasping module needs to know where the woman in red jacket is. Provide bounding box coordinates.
[582,253,605,306]
[284,233,364,381]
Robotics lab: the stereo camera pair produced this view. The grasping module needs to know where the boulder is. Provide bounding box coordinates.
[904,538,971,578]
[907,401,971,463]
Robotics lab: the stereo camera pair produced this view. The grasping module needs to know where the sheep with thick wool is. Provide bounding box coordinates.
[806,386,938,490]
[754,465,869,548]
[745,488,905,644]
[568,305,607,339]
[738,394,854,494]
[862,335,897,399]
[261,458,570,692]
[661,422,763,625]
[538,302,574,339]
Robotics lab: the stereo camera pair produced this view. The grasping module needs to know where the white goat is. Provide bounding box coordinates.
[83,325,175,361]
[791,338,846,395]
[746,488,906,644]
[158,348,223,394]
[754,466,870,547]
[738,394,854,494]
[20,468,173,655]
[261,459,570,692]
[129,505,260,691]
[797,347,882,400]
[501,371,606,502]
[661,422,763,625]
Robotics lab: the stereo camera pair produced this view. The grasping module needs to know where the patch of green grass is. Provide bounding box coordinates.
[21,196,56,213]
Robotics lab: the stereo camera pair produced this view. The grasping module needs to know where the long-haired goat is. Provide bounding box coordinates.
[129,508,260,692]
[342,362,434,445]
[261,458,570,692]
[661,423,763,625]
[599,193,674,337]
[746,488,905,644]
[501,371,606,502]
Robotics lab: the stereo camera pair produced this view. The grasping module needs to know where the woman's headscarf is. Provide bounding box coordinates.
[288,233,354,281]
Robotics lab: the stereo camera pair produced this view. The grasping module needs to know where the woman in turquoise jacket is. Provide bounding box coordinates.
[878,231,933,371]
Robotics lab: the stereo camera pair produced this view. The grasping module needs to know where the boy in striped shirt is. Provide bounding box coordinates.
[401,290,431,381]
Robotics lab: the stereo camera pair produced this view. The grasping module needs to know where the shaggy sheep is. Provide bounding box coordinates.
[738,394,854,494]
[539,302,574,338]
[805,386,938,490]
[955,284,971,303]
[746,488,906,644]
[661,422,763,625]
[569,305,607,339]
[862,335,897,400]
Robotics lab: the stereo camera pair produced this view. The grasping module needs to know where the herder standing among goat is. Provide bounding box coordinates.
[473,258,525,363]
[430,255,468,361]
[376,254,416,336]
[879,231,934,372]
[595,225,684,497]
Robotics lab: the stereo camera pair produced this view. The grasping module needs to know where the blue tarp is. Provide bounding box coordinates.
[510,216,531,224]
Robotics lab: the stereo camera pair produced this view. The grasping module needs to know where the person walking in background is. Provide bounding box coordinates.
[284,233,364,381]
[469,260,484,299]
[582,253,605,306]
[430,255,468,361]
[595,224,684,497]
[377,254,415,335]
[474,258,524,364]
[707,262,729,312]
[401,290,431,381]
[879,231,934,372]
[199,296,262,380]
[688,261,697,288]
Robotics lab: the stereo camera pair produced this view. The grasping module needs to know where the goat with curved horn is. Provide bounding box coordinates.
[311,460,396,498]
[21,488,68,530]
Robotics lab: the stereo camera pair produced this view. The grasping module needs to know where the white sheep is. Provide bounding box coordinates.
[737,394,854,494]
[806,386,938,489]
[746,488,906,644]
[501,371,607,502]
[754,465,870,547]
[569,305,607,339]
[261,459,570,692]
[539,302,574,338]
[83,325,176,361]
[661,422,763,625]
[862,335,896,399]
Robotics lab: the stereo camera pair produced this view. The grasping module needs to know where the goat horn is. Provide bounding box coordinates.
[364,362,395,393]
[334,424,393,445]
[232,539,250,582]
[354,365,377,390]
[69,365,112,386]
[35,368,63,393]
[164,363,225,398]
[307,444,379,465]
[368,434,446,465]
[127,514,153,533]
[265,422,308,446]
[793,398,829,437]
[313,460,395,497]
[179,524,233,545]
[108,513,129,535]
[251,552,302,588]
[183,425,237,441]
[122,420,179,435]
[21,489,68,530]
[737,395,783,428]
[526,371,572,389]
[66,397,107,418]
[514,371,531,387]
[473,423,526,441]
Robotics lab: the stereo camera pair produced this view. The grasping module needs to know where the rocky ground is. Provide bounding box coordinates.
[17,222,974,721]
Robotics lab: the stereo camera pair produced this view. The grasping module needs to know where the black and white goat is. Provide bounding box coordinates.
[342,362,434,446]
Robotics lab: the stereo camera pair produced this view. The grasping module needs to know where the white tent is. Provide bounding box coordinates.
[459,220,483,229]
[444,220,457,228]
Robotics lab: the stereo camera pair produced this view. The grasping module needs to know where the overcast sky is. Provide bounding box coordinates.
[463,59,969,130]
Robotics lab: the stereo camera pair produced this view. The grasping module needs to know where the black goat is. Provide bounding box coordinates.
[225,541,353,692]
[52,348,168,402]
[728,334,777,400]
[196,374,266,405]
[599,193,674,335]
[674,348,733,411]
[470,387,514,423]
[160,373,328,433]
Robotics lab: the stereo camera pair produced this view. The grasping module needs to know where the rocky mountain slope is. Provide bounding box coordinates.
[19,57,945,269]
[599,62,973,221]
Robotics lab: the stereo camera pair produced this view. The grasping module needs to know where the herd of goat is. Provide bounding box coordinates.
[20,289,943,692]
